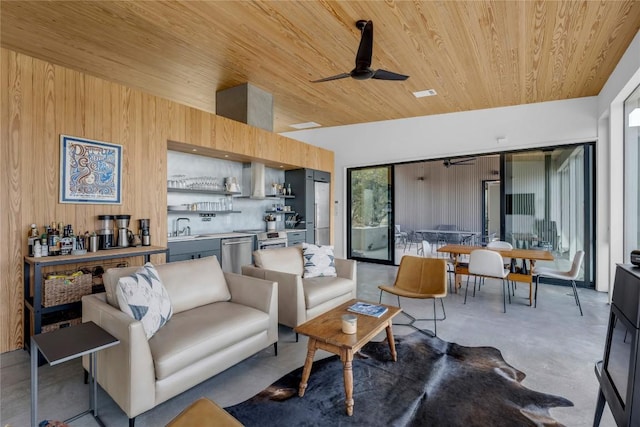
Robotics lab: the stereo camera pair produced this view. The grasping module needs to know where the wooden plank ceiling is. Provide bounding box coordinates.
[2,1,640,133]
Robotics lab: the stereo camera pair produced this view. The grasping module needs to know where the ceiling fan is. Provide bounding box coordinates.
[310,20,409,83]
[443,158,476,168]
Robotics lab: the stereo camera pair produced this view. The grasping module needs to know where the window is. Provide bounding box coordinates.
[624,85,640,260]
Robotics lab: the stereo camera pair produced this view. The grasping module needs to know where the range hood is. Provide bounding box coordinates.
[216,84,274,199]
[241,162,267,199]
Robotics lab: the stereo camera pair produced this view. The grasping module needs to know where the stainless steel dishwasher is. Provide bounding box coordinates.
[220,236,254,274]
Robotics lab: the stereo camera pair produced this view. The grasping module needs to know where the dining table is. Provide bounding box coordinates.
[436,244,554,306]
[415,229,481,245]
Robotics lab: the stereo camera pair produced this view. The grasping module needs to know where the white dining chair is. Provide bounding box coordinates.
[486,240,515,293]
[534,250,584,316]
[421,240,432,257]
[423,240,454,292]
[465,249,511,313]
[486,240,513,266]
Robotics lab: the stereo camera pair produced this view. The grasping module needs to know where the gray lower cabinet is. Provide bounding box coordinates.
[287,231,306,247]
[168,238,221,262]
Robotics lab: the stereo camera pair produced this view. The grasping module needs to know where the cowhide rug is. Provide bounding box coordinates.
[225,332,573,426]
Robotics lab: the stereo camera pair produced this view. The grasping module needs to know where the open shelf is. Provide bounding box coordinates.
[167,188,241,196]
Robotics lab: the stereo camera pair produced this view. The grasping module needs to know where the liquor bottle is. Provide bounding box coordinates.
[40,235,48,257]
[60,224,74,255]
[48,221,60,256]
[27,224,39,257]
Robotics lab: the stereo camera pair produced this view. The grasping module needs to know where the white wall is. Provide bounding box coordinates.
[283,97,597,255]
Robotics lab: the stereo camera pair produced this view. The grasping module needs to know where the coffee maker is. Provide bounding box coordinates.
[115,214,133,248]
[97,215,115,249]
[139,218,151,246]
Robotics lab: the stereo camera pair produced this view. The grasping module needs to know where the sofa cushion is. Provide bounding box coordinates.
[303,276,354,309]
[154,256,231,313]
[116,263,173,339]
[253,247,304,276]
[148,301,270,380]
[301,243,337,278]
[104,265,141,309]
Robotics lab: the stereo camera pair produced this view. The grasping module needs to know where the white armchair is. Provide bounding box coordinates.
[242,246,357,332]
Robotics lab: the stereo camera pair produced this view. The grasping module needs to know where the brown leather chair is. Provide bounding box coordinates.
[166,398,242,427]
[378,256,447,336]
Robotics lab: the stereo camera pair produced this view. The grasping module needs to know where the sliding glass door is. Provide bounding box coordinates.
[624,84,640,262]
[503,144,595,287]
[347,165,394,264]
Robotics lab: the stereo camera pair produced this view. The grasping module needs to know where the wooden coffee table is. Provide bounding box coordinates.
[294,299,402,416]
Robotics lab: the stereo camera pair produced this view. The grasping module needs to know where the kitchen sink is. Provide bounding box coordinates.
[168,235,197,241]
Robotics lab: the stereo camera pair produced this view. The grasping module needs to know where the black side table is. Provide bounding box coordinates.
[31,321,119,427]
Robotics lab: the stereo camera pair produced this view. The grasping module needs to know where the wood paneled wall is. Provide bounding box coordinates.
[0,48,334,353]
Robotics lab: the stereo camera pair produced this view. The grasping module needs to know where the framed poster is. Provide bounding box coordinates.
[60,135,122,204]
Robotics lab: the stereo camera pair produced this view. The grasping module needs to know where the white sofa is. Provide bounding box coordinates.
[241,246,356,332]
[82,256,278,426]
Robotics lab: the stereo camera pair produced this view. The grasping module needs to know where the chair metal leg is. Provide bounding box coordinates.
[502,279,507,313]
[472,276,477,297]
[433,299,437,336]
[571,280,583,316]
[386,295,446,337]
[534,275,539,308]
[464,275,470,304]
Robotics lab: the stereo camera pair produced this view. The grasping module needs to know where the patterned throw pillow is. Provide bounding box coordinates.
[116,262,173,339]
[302,243,337,278]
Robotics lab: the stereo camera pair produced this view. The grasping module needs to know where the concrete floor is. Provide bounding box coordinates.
[1,261,616,426]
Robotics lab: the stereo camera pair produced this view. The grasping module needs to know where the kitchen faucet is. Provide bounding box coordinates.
[175,217,191,236]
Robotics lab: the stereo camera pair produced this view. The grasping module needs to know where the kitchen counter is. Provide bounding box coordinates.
[168,232,256,242]
[168,229,307,243]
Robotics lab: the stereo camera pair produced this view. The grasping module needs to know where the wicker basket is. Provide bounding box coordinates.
[41,317,82,333]
[42,272,92,307]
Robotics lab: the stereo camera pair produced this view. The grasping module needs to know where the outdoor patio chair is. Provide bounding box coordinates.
[395,224,408,247]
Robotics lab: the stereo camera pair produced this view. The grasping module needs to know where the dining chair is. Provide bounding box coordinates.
[486,240,513,261]
[423,240,454,292]
[395,224,408,247]
[478,232,497,246]
[534,250,584,316]
[486,240,516,294]
[465,249,510,313]
[378,255,447,336]
[421,240,433,257]
[405,230,423,255]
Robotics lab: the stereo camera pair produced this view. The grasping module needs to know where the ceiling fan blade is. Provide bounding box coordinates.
[445,158,476,167]
[355,20,373,69]
[310,73,351,83]
[371,69,409,81]
[451,158,476,165]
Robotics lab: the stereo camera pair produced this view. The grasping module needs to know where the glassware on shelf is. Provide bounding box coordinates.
[168,174,187,189]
